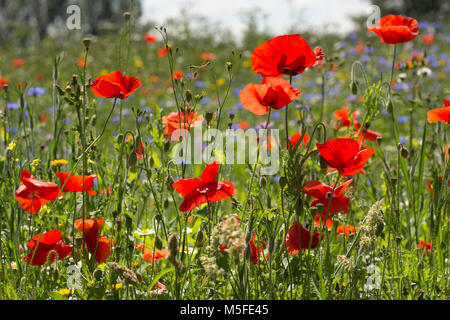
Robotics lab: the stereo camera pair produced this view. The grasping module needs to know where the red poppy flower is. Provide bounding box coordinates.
[157,46,168,57]
[172,161,235,212]
[75,218,111,263]
[368,15,419,44]
[334,107,381,142]
[240,77,301,115]
[421,34,434,45]
[316,138,375,176]
[334,106,361,130]
[336,225,357,237]
[25,229,72,266]
[15,169,60,214]
[0,78,9,89]
[285,222,323,255]
[427,98,450,124]
[251,34,323,77]
[201,52,216,61]
[77,59,87,68]
[90,71,141,100]
[39,114,48,123]
[55,172,98,196]
[289,132,309,150]
[145,34,157,43]
[172,70,184,80]
[142,248,168,263]
[13,58,25,68]
[418,240,431,254]
[162,107,204,142]
[302,179,353,229]
[249,234,266,265]
[238,121,250,130]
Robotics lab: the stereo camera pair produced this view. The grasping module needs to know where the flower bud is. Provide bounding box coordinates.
[83,37,91,49]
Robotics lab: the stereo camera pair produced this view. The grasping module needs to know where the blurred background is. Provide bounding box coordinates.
[0,0,449,44]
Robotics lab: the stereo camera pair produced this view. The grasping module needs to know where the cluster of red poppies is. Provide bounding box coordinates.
[15,169,111,265]
[19,13,447,268]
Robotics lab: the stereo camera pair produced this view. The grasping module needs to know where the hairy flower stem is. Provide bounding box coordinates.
[243,108,272,217]
[81,45,90,262]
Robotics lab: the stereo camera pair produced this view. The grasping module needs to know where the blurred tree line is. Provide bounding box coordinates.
[0,0,142,43]
[371,0,450,21]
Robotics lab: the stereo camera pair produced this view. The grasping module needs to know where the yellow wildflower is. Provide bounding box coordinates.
[50,159,68,167]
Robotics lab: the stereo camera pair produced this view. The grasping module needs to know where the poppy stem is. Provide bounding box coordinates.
[243,108,272,217]
[285,75,292,149]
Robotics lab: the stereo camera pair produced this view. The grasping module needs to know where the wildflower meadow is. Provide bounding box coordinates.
[0,0,449,303]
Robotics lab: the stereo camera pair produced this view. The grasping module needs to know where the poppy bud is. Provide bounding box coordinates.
[125,216,132,230]
[400,145,409,159]
[155,213,162,222]
[387,100,394,114]
[83,37,91,49]
[127,151,137,168]
[205,111,215,125]
[229,113,235,121]
[279,176,287,189]
[268,237,275,256]
[150,156,154,167]
[260,176,267,189]
[163,199,169,209]
[195,229,204,247]
[351,81,358,95]
[155,235,163,250]
[164,141,171,152]
[167,176,174,191]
